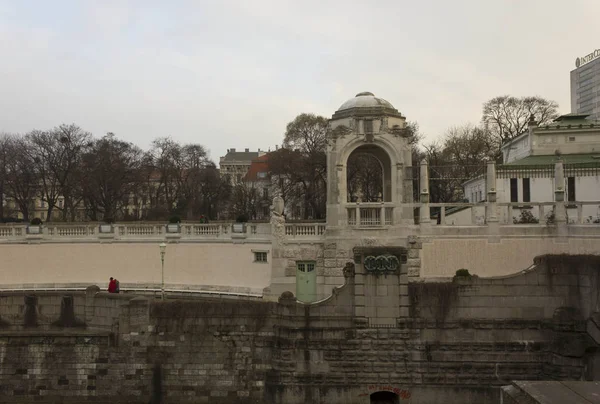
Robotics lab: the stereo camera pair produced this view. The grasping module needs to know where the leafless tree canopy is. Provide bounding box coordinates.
[482,95,559,144]
[0,127,232,223]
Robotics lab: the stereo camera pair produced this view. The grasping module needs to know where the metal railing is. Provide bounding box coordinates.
[346,203,395,226]
[413,201,600,226]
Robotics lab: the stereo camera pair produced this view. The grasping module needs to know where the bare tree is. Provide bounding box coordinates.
[283,113,328,154]
[80,133,143,220]
[196,163,231,220]
[176,143,210,219]
[0,134,9,220]
[482,95,559,145]
[270,113,328,219]
[347,153,383,202]
[230,180,261,221]
[4,136,39,221]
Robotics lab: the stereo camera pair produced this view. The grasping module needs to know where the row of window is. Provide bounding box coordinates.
[509,177,576,203]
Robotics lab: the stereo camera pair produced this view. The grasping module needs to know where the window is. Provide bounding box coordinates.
[363,119,373,133]
[478,190,482,202]
[58,199,64,208]
[567,177,576,202]
[522,178,531,203]
[568,136,576,142]
[297,261,315,272]
[263,188,269,199]
[510,178,518,203]
[253,251,268,263]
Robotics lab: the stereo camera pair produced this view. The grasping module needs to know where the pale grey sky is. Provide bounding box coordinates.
[1,0,598,162]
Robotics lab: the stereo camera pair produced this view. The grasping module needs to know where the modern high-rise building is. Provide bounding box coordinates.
[570,48,600,120]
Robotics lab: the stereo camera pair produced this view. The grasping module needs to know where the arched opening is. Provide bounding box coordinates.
[347,153,383,202]
[346,145,392,203]
[370,391,399,404]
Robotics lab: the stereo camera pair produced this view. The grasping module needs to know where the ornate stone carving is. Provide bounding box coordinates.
[364,254,400,273]
[360,237,381,247]
[343,262,355,278]
[270,196,286,245]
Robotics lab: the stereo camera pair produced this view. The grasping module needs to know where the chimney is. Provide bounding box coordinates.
[275,145,279,150]
[245,148,249,152]
[230,148,236,152]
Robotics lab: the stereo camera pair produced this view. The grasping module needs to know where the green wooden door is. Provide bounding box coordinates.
[296,261,317,303]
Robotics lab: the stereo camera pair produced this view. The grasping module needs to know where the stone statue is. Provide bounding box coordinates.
[343,262,355,278]
[270,196,286,245]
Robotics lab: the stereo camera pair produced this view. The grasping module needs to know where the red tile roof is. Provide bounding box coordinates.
[244,153,270,181]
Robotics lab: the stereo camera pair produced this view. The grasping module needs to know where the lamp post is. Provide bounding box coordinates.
[159,242,167,301]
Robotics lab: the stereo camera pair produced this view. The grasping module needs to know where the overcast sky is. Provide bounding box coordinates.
[1,0,598,162]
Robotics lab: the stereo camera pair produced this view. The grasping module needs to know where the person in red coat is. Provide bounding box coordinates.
[108,277,117,293]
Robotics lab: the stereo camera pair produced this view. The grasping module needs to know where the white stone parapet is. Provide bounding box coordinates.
[0,222,273,242]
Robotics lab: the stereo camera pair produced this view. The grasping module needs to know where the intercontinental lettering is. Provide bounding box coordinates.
[576,49,600,68]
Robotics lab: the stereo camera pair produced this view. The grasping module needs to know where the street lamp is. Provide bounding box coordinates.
[159,242,167,301]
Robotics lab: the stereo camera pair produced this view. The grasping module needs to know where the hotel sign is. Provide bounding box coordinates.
[576,49,600,68]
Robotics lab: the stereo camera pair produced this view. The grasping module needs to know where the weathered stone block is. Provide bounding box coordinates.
[407,267,420,277]
[324,250,337,258]
[407,258,421,268]
[324,259,338,268]
[355,285,365,295]
[283,248,299,258]
[377,285,388,296]
[336,249,349,258]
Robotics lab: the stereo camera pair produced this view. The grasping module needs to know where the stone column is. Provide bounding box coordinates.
[419,159,431,231]
[263,196,288,301]
[554,160,567,233]
[485,160,499,238]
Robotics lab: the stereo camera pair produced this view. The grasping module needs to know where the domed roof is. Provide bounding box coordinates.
[337,92,395,111]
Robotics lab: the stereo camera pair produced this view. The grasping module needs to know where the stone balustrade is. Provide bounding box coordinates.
[284,223,326,237]
[0,222,273,242]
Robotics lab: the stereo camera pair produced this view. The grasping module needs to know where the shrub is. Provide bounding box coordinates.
[455,268,471,277]
[236,214,248,223]
[513,210,539,224]
[103,217,115,224]
[30,218,43,226]
[168,215,181,224]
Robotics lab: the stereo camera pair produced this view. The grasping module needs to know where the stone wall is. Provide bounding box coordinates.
[0,242,272,294]
[1,255,600,403]
[419,236,600,277]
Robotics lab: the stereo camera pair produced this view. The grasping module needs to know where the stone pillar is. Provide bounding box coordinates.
[264,196,288,301]
[485,160,499,238]
[419,159,431,231]
[554,160,567,233]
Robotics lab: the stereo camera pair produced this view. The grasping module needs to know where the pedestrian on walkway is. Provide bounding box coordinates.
[108,277,117,293]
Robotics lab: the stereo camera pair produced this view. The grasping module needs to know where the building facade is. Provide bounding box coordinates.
[461,113,600,225]
[219,148,266,185]
[571,48,600,120]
